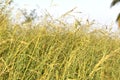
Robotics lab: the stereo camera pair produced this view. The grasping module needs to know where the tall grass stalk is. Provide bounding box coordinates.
[1,7,120,80]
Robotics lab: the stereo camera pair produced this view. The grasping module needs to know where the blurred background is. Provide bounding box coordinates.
[11,0,119,24]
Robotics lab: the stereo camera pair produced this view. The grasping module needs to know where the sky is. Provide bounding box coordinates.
[12,0,120,27]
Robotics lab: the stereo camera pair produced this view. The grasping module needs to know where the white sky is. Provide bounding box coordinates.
[13,0,120,26]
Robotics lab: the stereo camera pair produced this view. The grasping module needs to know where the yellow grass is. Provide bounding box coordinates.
[1,7,120,80]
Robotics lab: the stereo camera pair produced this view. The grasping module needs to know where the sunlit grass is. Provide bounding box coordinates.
[1,8,120,80]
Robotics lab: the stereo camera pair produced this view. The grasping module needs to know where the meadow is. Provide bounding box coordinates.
[1,8,120,80]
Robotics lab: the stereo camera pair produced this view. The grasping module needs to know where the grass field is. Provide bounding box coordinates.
[1,10,120,80]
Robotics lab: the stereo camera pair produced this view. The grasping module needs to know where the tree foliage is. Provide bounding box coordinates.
[110,0,120,7]
[110,0,120,22]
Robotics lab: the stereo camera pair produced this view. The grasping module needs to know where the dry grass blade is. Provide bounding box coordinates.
[89,47,120,78]
[60,7,77,18]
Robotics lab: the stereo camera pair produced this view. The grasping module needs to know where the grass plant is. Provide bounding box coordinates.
[0,8,120,80]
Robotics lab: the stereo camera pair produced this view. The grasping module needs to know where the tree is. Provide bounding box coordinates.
[110,0,120,27]
[19,9,37,24]
[110,0,120,7]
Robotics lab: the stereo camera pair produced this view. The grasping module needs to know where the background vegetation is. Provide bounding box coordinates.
[1,0,120,80]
